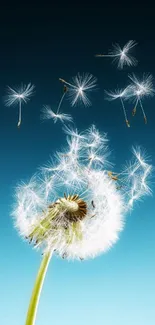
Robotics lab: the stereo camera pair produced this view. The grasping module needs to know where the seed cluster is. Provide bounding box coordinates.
[27,194,87,246]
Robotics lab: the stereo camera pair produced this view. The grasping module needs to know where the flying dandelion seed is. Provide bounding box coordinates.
[41,84,72,124]
[105,87,131,127]
[12,126,152,325]
[127,73,155,124]
[41,105,73,124]
[95,40,138,69]
[4,83,35,127]
[59,72,97,106]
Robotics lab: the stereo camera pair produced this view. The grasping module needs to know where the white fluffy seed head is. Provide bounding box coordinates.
[4,83,35,107]
[12,126,152,260]
[111,40,138,69]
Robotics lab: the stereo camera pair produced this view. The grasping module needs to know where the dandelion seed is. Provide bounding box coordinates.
[12,126,152,325]
[95,40,137,69]
[119,146,153,205]
[105,87,131,127]
[41,106,73,124]
[86,124,105,144]
[59,73,97,106]
[41,83,72,125]
[4,83,35,128]
[127,73,154,124]
[63,125,86,139]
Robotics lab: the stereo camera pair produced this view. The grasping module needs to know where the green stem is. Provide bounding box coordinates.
[25,251,52,325]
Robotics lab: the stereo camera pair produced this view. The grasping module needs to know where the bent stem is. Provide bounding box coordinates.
[25,251,52,325]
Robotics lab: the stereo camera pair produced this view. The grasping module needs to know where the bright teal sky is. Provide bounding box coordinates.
[0,4,155,325]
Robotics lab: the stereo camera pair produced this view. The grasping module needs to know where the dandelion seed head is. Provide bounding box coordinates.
[12,126,152,260]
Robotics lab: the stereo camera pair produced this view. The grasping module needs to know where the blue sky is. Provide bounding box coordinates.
[0,3,155,325]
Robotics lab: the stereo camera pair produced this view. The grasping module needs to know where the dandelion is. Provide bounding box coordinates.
[41,105,73,124]
[127,73,154,124]
[95,40,137,69]
[59,72,97,106]
[12,126,152,325]
[4,83,35,127]
[105,87,131,127]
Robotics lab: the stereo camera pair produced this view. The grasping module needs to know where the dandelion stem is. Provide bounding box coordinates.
[120,98,130,127]
[59,78,75,89]
[25,251,52,325]
[95,54,118,57]
[57,92,66,114]
[132,98,138,116]
[139,98,147,123]
[18,101,22,128]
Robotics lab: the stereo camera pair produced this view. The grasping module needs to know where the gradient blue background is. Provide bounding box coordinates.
[0,4,155,325]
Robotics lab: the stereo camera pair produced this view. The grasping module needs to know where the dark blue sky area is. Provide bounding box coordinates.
[0,3,155,189]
